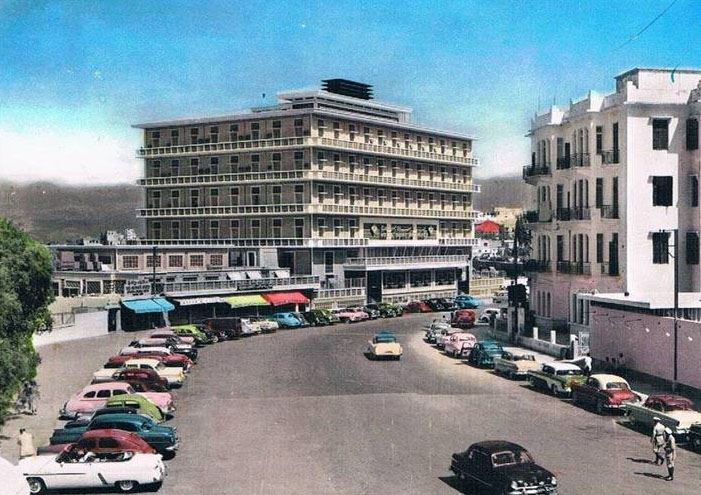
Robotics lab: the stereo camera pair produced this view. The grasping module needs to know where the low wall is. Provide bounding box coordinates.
[490,327,568,358]
[34,310,109,347]
[590,306,701,390]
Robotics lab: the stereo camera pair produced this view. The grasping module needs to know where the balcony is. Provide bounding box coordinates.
[599,205,619,219]
[137,169,480,194]
[126,236,479,248]
[555,207,590,221]
[600,262,620,276]
[571,153,591,168]
[344,255,470,270]
[556,261,591,275]
[556,156,571,170]
[524,259,551,272]
[523,210,552,223]
[137,136,478,167]
[158,275,320,297]
[600,149,620,165]
[311,203,478,220]
[523,164,551,183]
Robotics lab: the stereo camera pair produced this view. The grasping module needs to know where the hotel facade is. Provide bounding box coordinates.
[52,80,480,310]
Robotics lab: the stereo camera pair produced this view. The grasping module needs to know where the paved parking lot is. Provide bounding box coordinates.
[4,314,701,494]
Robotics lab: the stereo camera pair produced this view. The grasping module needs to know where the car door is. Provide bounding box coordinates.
[53,453,93,489]
[583,377,599,406]
[468,451,493,487]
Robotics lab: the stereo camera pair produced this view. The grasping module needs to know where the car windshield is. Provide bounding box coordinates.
[492,450,534,467]
[556,369,583,376]
[605,381,630,390]
[375,335,396,343]
[515,355,535,361]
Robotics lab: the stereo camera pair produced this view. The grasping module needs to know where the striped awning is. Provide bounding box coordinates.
[224,294,270,308]
[175,297,225,306]
[121,297,175,314]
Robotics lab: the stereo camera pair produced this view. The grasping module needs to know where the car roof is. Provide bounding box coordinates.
[648,394,694,406]
[81,382,127,393]
[470,440,528,454]
[106,394,151,405]
[126,358,161,365]
[545,362,582,371]
[81,428,138,440]
[590,374,628,383]
[92,413,147,424]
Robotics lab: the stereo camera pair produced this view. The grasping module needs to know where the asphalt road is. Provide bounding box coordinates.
[161,313,701,495]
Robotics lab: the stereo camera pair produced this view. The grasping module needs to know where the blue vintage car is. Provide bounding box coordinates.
[455,295,481,309]
[467,340,504,367]
[271,312,302,328]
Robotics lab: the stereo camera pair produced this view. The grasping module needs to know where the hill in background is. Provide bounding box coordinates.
[0,176,532,243]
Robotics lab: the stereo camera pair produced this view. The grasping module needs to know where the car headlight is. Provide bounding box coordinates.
[510,480,519,489]
[550,476,557,485]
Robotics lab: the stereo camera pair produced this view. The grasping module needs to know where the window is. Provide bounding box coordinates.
[190,221,200,239]
[652,232,670,264]
[210,157,219,175]
[230,219,240,237]
[317,119,325,137]
[251,187,260,205]
[171,220,180,238]
[123,255,139,269]
[251,122,260,140]
[692,176,699,207]
[272,185,281,204]
[96,390,111,399]
[146,255,161,268]
[652,176,673,206]
[324,251,334,273]
[294,218,304,238]
[595,178,603,208]
[210,220,220,238]
[190,189,200,207]
[652,119,669,150]
[294,184,304,203]
[189,254,205,267]
[596,234,604,263]
[271,153,281,171]
[171,159,180,176]
[595,126,603,154]
[349,219,358,236]
[272,218,282,238]
[333,185,341,204]
[251,219,261,237]
[333,218,342,236]
[294,151,304,169]
[687,232,700,265]
[317,217,326,235]
[230,187,239,206]
[170,129,179,146]
[209,188,219,206]
[151,160,161,177]
[209,126,219,143]
[168,255,183,268]
[687,118,699,150]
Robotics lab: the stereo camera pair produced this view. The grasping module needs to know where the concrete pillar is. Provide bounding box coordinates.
[550,330,557,344]
[533,326,539,340]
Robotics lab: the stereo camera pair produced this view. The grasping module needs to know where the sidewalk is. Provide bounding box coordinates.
[0,330,149,463]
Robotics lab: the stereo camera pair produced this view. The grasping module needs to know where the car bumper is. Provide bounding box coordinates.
[165,441,179,451]
[507,487,557,495]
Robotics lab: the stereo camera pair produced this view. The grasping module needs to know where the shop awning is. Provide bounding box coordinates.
[226,271,245,280]
[246,271,263,279]
[122,297,175,314]
[175,297,225,306]
[273,270,288,278]
[263,291,310,306]
[225,294,270,308]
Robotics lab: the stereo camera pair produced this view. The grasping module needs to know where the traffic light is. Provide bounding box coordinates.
[507,284,527,305]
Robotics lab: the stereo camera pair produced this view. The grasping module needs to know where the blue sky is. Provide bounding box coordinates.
[1,0,699,183]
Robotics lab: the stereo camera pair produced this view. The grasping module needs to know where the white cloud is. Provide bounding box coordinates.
[0,126,141,184]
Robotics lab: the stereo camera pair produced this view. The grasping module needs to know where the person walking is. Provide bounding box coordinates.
[663,427,677,481]
[25,381,38,415]
[17,428,36,459]
[651,417,666,465]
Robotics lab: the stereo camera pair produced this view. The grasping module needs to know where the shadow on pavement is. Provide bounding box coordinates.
[634,471,668,480]
[438,475,482,494]
[627,457,656,464]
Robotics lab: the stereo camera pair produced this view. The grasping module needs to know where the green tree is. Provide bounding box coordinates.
[0,218,53,423]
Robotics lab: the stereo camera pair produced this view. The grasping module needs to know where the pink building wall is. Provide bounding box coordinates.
[590,306,701,389]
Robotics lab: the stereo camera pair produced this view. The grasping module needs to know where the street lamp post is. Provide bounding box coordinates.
[662,229,679,391]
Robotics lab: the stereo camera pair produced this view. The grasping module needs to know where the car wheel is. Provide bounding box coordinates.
[506,370,514,380]
[27,478,46,494]
[692,436,701,452]
[116,480,138,493]
[596,400,605,415]
[550,384,558,396]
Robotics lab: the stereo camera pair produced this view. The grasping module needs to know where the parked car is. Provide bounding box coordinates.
[404,300,432,313]
[60,383,158,420]
[317,308,341,324]
[493,351,539,379]
[437,298,457,311]
[193,323,227,343]
[425,298,449,312]
[527,362,586,396]
[150,328,196,346]
[436,328,461,350]
[345,307,370,320]
[93,381,173,414]
[246,316,279,332]
[20,450,166,494]
[240,318,264,335]
[451,309,476,329]
[455,295,481,309]
[467,341,504,367]
[571,374,640,414]
[272,312,303,328]
[104,395,166,423]
[127,338,198,361]
[291,312,312,327]
[478,308,501,324]
[39,428,156,456]
[492,289,509,307]
[361,305,381,319]
[333,308,366,323]
[111,368,169,390]
[170,324,213,345]
[687,423,701,451]
[202,317,244,340]
[303,309,332,326]
[449,441,558,494]
[365,332,403,360]
[365,302,401,318]
[50,413,178,457]
[624,394,701,439]
[120,358,185,388]
[106,352,193,373]
[444,332,477,358]
[425,321,451,344]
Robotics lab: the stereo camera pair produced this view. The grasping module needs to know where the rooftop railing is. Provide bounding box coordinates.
[344,255,470,267]
[160,275,319,295]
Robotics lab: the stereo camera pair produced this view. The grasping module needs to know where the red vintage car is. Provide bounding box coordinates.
[404,301,432,313]
[111,368,169,389]
[451,309,476,328]
[571,374,640,414]
[106,352,192,372]
[38,428,156,455]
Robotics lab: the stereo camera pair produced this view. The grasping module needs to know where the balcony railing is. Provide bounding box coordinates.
[523,210,552,223]
[556,261,591,275]
[137,169,480,193]
[137,136,478,166]
[311,203,478,220]
[556,156,571,170]
[600,262,620,276]
[160,275,319,296]
[600,149,620,165]
[344,255,470,268]
[523,164,551,180]
[556,207,590,221]
[315,287,367,300]
[524,260,552,272]
[599,205,620,219]
[571,153,591,168]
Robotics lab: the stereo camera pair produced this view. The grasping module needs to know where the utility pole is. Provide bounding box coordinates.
[673,228,679,391]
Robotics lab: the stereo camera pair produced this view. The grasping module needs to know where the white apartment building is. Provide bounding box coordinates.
[524,68,701,339]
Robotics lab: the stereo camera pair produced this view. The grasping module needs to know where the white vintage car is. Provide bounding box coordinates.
[623,394,701,438]
[366,332,403,360]
[493,351,540,379]
[444,332,477,358]
[240,318,264,335]
[20,451,165,494]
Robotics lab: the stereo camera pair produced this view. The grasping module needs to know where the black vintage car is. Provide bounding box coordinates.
[450,441,558,494]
